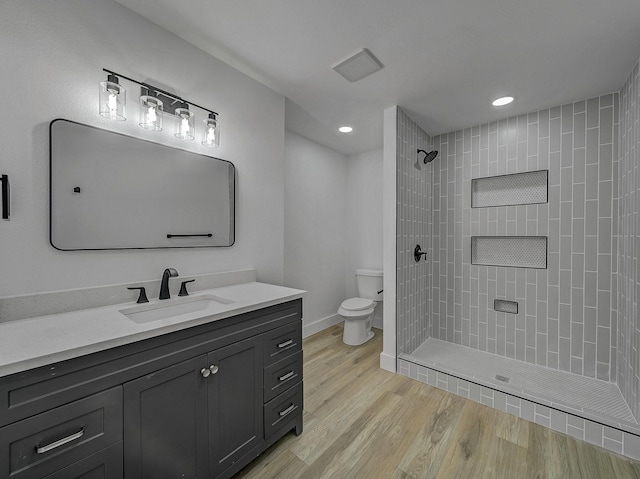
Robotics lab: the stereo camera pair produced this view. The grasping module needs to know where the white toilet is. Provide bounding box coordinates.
[338,269,383,346]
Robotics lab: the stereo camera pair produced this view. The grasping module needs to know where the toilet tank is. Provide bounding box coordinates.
[356,269,383,301]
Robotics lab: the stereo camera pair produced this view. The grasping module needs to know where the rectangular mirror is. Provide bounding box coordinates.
[50,119,235,250]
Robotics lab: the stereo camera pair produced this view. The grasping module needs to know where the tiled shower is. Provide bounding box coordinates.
[395,54,640,458]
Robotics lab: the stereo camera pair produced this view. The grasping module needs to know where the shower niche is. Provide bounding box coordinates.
[471,236,547,269]
[471,169,548,208]
[470,169,549,269]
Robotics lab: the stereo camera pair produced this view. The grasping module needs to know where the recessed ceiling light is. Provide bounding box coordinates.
[492,96,514,106]
[338,126,353,133]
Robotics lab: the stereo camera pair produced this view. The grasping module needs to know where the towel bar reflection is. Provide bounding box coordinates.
[1,175,9,220]
[167,233,213,238]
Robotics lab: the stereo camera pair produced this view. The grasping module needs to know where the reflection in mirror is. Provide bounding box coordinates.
[50,119,235,250]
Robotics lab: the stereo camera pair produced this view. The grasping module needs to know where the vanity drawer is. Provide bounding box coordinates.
[0,387,122,479]
[42,442,122,479]
[263,351,303,403]
[263,321,302,366]
[264,381,303,439]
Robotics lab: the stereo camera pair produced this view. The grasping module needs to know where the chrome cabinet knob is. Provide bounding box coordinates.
[201,365,218,378]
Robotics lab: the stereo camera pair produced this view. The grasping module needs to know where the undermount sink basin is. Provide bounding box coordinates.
[120,294,235,323]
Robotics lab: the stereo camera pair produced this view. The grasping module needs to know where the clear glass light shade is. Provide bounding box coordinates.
[139,95,163,130]
[174,107,195,140]
[99,80,126,120]
[202,115,220,147]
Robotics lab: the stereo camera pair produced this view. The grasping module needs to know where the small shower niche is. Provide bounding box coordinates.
[471,169,548,208]
[471,236,547,269]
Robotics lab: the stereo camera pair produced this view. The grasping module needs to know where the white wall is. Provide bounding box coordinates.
[346,148,384,329]
[283,132,384,336]
[345,149,384,299]
[284,132,348,336]
[0,0,285,297]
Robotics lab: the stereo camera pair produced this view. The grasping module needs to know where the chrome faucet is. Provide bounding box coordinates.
[159,268,178,300]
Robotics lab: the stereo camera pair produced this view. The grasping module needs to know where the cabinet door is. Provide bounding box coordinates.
[123,355,208,479]
[208,335,263,476]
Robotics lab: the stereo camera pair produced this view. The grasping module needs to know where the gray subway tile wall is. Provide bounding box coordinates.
[396,108,432,355]
[618,56,640,421]
[429,93,619,381]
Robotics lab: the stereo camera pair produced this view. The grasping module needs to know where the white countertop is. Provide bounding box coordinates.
[0,282,305,378]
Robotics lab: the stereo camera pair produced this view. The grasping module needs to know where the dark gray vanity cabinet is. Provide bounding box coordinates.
[208,335,263,476]
[0,299,303,479]
[123,355,209,479]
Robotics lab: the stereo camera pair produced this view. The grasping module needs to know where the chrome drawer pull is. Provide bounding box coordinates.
[278,371,295,382]
[279,404,295,417]
[277,339,293,349]
[36,428,84,454]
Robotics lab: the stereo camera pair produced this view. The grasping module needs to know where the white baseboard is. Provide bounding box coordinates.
[379,352,396,372]
[302,313,343,339]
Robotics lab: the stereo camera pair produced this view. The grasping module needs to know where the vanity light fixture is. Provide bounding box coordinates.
[492,96,514,107]
[202,113,220,147]
[139,87,163,130]
[99,73,126,121]
[174,103,195,140]
[99,68,220,145]
[338,126,353,133]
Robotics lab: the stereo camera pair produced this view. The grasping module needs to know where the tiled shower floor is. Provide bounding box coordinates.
[401,337,638,432]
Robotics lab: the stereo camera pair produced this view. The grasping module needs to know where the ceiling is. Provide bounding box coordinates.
[115,0,640,156]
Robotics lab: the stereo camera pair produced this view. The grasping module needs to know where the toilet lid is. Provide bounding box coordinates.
[340,297,374,311]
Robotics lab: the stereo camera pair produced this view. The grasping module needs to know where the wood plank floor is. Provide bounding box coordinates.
[234,325,640,479]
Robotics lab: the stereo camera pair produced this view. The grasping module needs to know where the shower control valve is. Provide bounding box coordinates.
[414,244,428,262]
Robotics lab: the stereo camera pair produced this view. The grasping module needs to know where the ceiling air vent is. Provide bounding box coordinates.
[333,48,384,83]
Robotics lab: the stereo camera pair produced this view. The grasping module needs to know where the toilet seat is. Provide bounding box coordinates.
[338,298,375,318]
[340,297,374,311]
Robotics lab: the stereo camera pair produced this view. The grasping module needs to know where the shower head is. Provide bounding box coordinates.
[417,149,439,164]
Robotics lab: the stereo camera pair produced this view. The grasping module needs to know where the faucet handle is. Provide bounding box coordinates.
[178,279,195,297]
[127,287,149,304]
